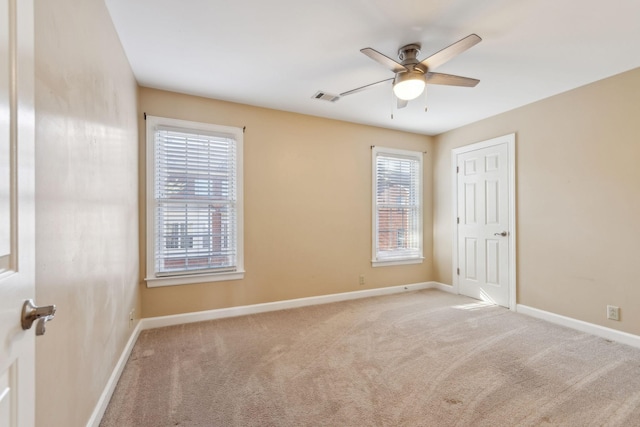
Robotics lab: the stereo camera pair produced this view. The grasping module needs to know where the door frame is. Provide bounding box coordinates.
[451,133,517,310]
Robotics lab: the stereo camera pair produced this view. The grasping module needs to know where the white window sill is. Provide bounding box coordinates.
[145,270,245,288]
[372,258,424,268]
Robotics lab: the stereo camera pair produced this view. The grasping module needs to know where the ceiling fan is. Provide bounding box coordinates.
[340,34,482,109]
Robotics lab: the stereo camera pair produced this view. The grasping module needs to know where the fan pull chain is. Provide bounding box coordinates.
[390,90,395,119]
[424,86,428,113]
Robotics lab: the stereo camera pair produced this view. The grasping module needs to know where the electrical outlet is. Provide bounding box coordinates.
[607,305,620,321]
[359,275,365,285]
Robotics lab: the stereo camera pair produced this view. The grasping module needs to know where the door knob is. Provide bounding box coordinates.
[21,299,56,335]
[494,231,508,237]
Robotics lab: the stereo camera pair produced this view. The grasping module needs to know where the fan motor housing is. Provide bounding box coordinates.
[398,44,422,67]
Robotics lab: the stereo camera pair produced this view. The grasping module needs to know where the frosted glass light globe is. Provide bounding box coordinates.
[393,72,426,101]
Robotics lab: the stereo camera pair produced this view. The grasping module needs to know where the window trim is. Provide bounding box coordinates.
[371,146,424,267]
[145,115,244,287]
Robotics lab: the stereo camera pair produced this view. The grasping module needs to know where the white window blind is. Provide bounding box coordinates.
[373,147,423,264]
[146,116,243,286]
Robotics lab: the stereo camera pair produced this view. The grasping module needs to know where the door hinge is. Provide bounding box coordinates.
[457,217,460,224]
[457,268,460,275]
[456,166,459,173]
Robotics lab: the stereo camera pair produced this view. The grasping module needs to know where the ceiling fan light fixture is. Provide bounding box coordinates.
[393,72,426,101]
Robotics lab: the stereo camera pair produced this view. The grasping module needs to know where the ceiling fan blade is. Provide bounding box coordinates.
[360,48,408,73]
[426,72,480,87]
[397,98,408,109]
[417,34,481,71]
[340,78,394,97]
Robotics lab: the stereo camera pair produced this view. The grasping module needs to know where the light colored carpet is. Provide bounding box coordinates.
[100,289,640,426]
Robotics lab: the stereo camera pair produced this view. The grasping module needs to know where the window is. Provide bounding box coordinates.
[372,146,423,266]
[145,116,243,287]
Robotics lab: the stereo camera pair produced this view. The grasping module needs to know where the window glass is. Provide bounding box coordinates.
[145,116,244,286]
[373,147,423,266]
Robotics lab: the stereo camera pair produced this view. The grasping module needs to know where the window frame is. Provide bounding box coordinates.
[145,115,244,287]
[371,146,424,267]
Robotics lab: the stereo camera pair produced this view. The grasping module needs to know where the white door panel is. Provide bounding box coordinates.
[455,136,514,308]
[464,237,477,280]
[0,0,36,425]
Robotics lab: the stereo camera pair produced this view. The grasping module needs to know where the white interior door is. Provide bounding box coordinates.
[454,135,515,308]
[0,0,36,425]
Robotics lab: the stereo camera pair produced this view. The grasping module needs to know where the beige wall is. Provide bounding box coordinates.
[139,88,433,317]
[34,0,139,426]
[433,67,640,335]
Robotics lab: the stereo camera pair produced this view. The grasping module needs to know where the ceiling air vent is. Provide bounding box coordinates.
[312,91,340,103]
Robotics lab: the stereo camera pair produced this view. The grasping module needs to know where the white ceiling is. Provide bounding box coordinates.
[105,0,640,136]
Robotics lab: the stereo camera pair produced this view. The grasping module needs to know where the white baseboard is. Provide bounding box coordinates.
[140,281,448,330]
[86,321,142,427]
[429,281,456,294]
[517,304,640,349]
